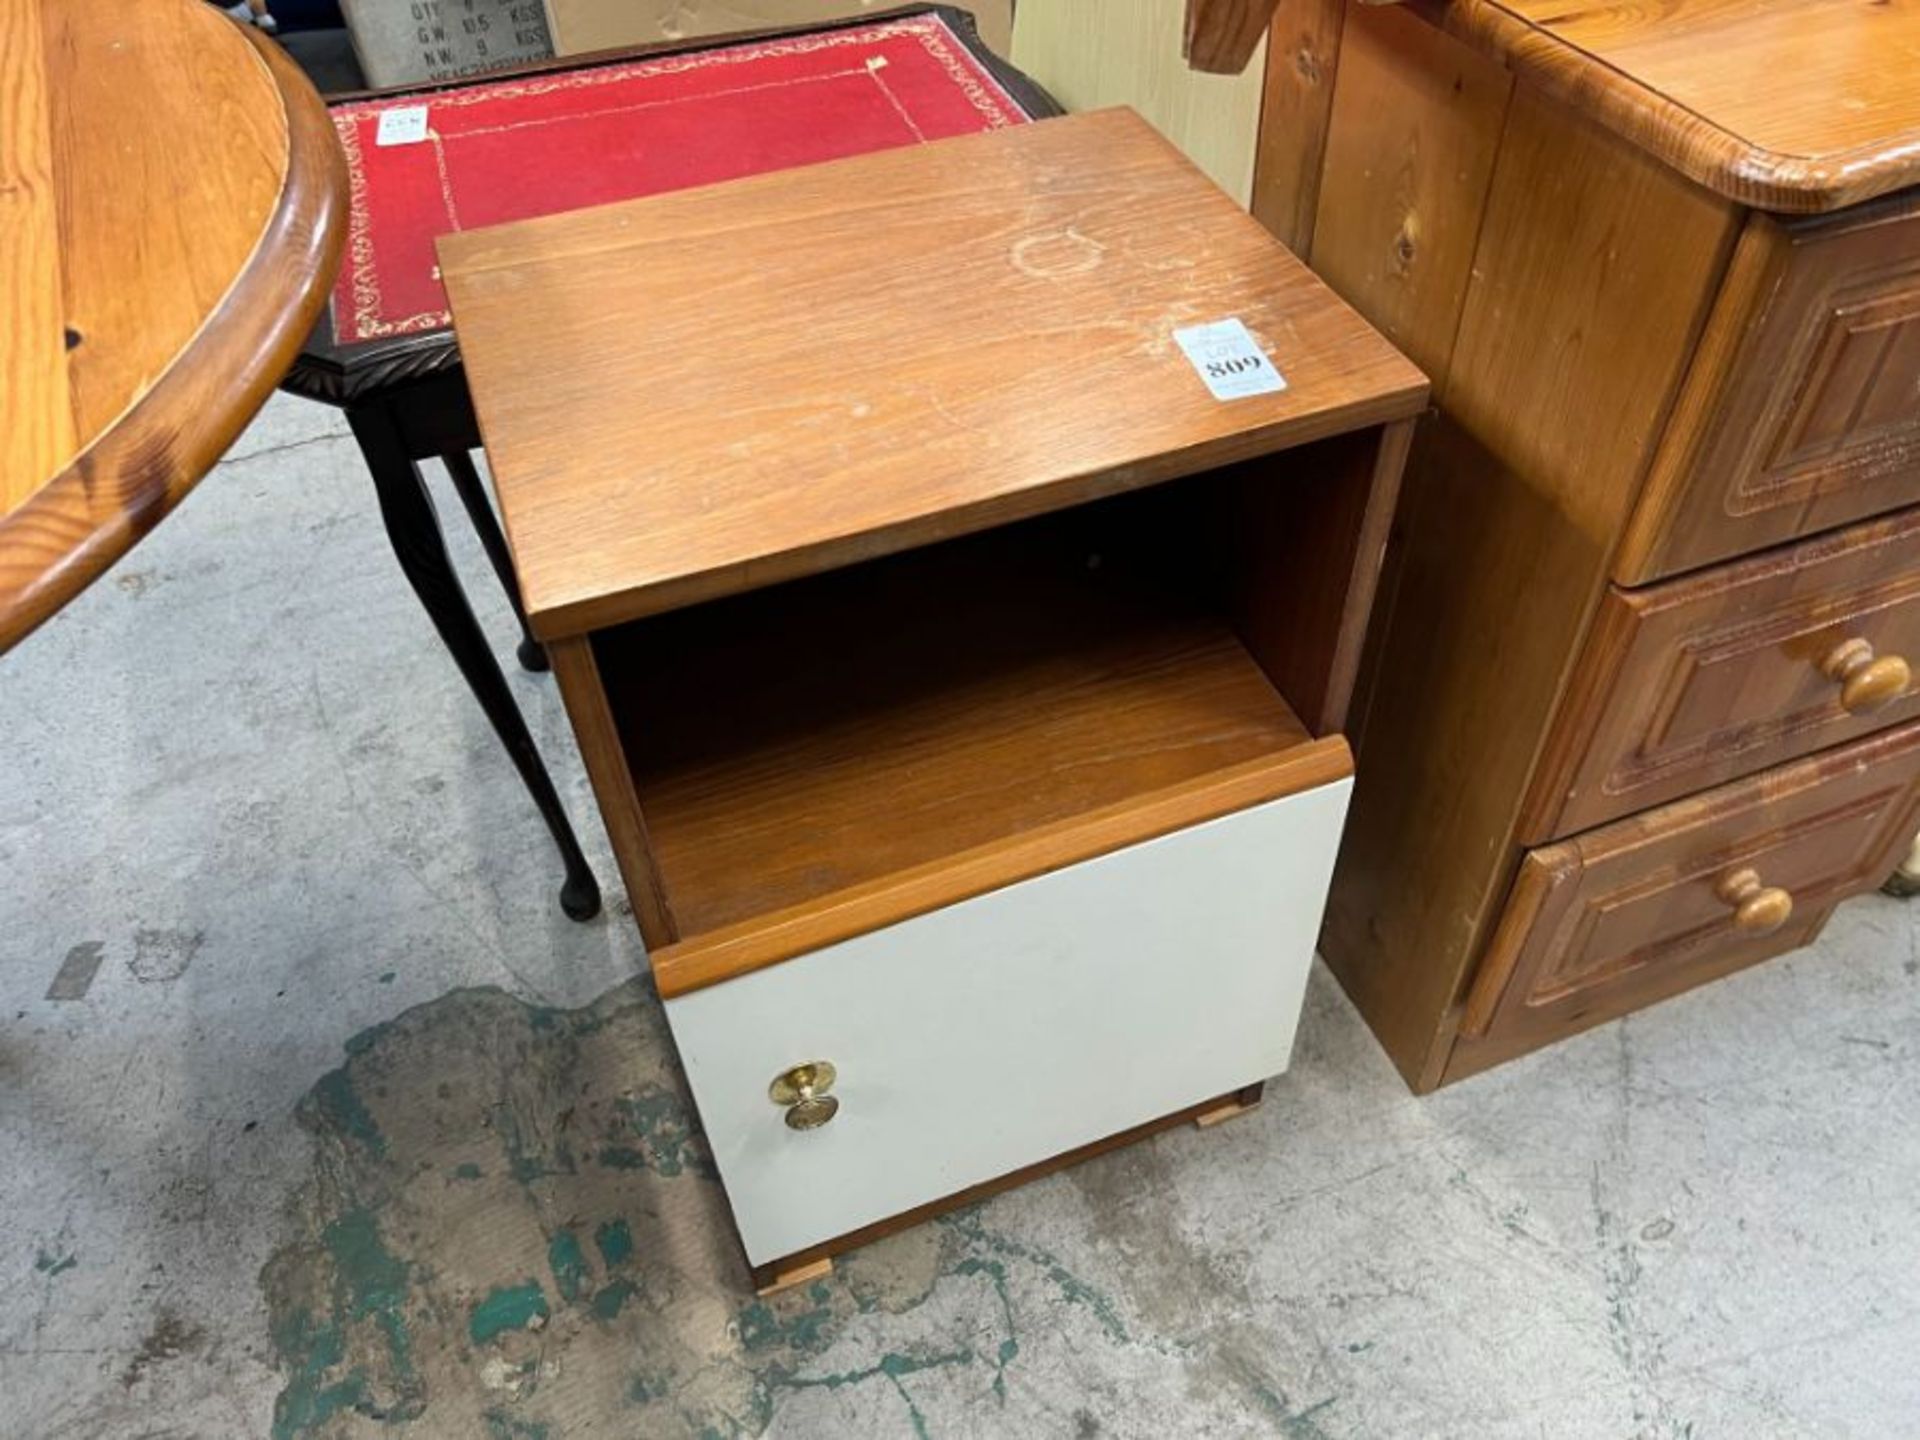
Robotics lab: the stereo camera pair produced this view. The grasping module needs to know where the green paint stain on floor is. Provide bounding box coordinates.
[310,1069,386,1157]
[1279,1395,1339,1440]
[33,1249,76,1276]
[952,1255,1020,1399]
[324,1209,408,1322]
[548,1229,588,1303]
[591,1279,638,1321]
[944,1208,1129,1345]
[772,1346,975,1440]
[612,1085,711,1178]
[525,999,615,1039]
[342,1015,399,1057]
[269,1307,367,1440]
[309,1206,422,1427]
[594,1218,634,1269]
[469,1282,549,1345]
[268,1217,425,1440]
[736,1294,837,1356]
[1044,1263,1129,1344]
[482,1408,550,1440]
[496,1103,574,1184]
[270,984,1158,1436]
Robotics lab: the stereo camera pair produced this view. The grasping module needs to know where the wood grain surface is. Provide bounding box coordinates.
[1436,0,1920,212]
[1248,0,1347,252]
[0,1,346,652]
[440,108,1426,639]
[1530,510,1920,840]
[650,744,1349,997]
[594,506,1327,948]
[1316,90,1739,1091]
[1184,0,1284,74]
[1617,191,1920,582]
[1452,720,1920,1081]
[1306,4,1510,394]
[1249,0,1920,1090]
[547,634,679,947]
[1216,420,1414,736]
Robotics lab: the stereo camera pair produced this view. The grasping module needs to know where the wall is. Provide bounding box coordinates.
[1011,0,1268,205]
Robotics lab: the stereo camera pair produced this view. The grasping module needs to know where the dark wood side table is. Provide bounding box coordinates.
[277,5,1060,921]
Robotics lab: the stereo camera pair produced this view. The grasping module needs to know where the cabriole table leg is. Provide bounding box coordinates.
[440,449,548,674]
[347,398,601,921]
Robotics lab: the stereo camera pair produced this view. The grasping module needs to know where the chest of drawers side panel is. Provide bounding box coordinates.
[1313,77,1739,1090]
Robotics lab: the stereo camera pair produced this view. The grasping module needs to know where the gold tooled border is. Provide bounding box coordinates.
[330,15,1024,345]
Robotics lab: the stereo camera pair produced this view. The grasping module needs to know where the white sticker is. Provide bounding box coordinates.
[376,105,431,147]
[1173,318,1287,401]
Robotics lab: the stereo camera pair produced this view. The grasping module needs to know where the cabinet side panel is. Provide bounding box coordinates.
[1318,88,1739,1090]
[1307,2,1512,393]
[1224,422,1413,736]
[1250,0,1347,250]
[549,635,679,947]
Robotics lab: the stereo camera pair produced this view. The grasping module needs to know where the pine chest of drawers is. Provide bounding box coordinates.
[1253,0,1920,1088]
[441,109,1425,1284]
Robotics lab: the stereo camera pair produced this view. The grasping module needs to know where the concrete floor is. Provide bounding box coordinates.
[4,394,1918,1439]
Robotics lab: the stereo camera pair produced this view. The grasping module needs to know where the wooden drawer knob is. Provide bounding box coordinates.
[1715,868,1793,936]
[1822,638,1912,715]
[769,1060,839,1131]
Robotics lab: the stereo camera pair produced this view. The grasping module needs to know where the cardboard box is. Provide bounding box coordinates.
[341,0,555,88]
[542,1,1012,60]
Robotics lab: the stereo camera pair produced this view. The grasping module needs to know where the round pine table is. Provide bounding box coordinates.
[0,0,345,654]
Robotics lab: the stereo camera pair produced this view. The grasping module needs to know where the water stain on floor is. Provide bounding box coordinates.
[122,1308,208,1390]
[128,926,205,983]
[260,980,1189,1438]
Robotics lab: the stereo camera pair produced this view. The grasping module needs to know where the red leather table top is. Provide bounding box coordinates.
[327,14,1030,346]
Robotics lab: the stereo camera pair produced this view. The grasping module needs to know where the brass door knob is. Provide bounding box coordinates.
[769,1061,839,1131]
[1821,637,1912,715]
[1715,867,1794,935]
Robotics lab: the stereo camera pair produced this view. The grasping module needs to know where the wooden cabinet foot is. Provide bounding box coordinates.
[753,1255,833,1298]
[1193,1082,1265,1128]
[1886,833,1920,898]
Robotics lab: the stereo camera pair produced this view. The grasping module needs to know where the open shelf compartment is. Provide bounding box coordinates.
[587,430,1390,983]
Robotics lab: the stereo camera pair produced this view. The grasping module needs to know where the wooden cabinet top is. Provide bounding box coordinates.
[0,0,344,652]
[440,108,1426,639]
[1438,0,1920,212]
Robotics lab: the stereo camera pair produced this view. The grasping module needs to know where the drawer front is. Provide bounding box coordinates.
[1620,193,1920,583]
[665,778,1351,1264]
[1535,508,1920,839]
[1460,723,1920,1070]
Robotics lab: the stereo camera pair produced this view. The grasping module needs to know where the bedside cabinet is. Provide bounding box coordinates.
[441,108,1425,1286]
